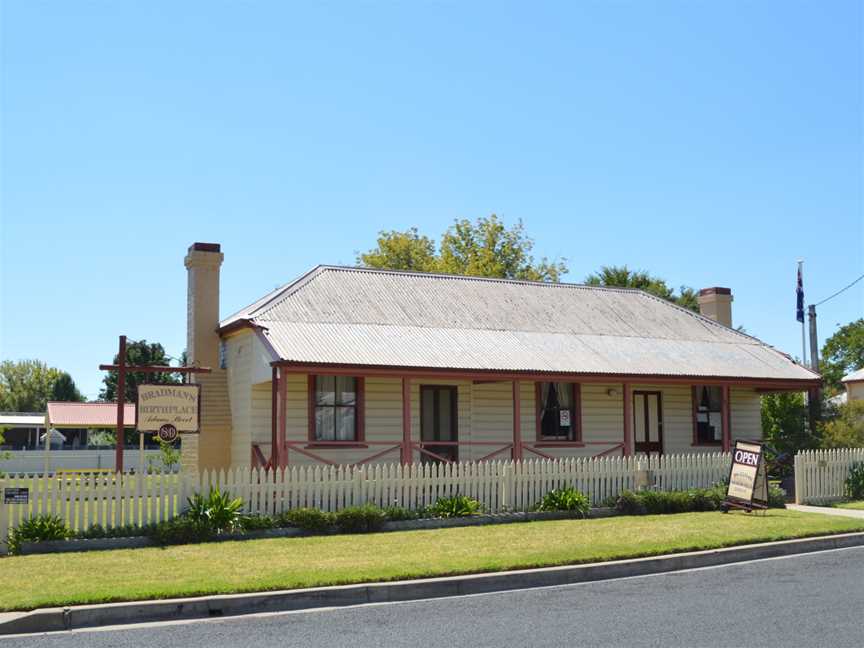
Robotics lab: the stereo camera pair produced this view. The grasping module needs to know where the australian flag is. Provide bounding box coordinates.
[796,264,804,323]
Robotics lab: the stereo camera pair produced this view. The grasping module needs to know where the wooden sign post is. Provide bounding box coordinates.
[99,335,211,473]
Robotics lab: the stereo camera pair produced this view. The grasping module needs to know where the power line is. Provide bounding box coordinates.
[813,273,864,307]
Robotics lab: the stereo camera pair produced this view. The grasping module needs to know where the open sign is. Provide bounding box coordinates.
[725,440,768,511]
[734,449,760,467]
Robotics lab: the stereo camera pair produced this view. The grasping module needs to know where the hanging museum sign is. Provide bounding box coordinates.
[723,440,768,511]
[136,384,201,433]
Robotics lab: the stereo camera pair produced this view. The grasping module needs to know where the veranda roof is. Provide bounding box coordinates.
[220,266,819,384]
[0,413,45,427]
[842,368,864,383]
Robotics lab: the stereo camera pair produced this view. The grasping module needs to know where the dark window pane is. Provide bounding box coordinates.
[316,376,335,406]
[421,388,435,441]
[539,382,572,440]
[315,406,335,441]
[556,383,572,409]
[438,389,453,440]
[335,407,356,441]
[336,376,356,406]
[695,385,723,443]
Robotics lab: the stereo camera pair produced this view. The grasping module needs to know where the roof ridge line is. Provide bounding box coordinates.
[312,264,654,294]
[259,318,767,346]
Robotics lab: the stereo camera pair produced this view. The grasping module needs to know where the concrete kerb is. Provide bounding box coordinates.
[3,531,864,635]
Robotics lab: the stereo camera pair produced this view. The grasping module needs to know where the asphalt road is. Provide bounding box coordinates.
[6,546,864,648]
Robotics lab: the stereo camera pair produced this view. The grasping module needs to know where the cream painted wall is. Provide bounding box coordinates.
[730,388,762,442]
[848,382,864,402]
[225,331,253,469]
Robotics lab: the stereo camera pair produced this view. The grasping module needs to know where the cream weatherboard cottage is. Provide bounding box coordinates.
[180,243,819,473]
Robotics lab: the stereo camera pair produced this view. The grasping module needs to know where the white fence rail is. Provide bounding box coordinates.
[0,453,731,552]
[794,448,864,504]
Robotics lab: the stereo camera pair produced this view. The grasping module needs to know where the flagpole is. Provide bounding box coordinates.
[798,260,807,368]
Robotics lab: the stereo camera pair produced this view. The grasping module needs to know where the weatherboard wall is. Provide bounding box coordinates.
[227,367,766,467]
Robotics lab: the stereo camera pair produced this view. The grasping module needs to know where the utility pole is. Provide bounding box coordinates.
[807,304,821,430]
[808,305,819,371]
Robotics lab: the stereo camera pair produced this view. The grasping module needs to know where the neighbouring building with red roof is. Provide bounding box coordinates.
[181,243,820,473]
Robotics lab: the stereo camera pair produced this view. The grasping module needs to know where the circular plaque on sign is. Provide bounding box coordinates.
[158,423,178,443]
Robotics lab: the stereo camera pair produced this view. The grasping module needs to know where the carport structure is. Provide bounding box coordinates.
[43,402,136,473]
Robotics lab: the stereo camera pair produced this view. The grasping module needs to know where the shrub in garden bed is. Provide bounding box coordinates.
[845,463,864,501]
[382,505,422,521]
[533,487,590,516]
[186,487,244,533]
[612,484,785,516]
[239,515,278,532]
[334,504,387,533]
[7,515,71,555]
[148,516,215,546]
[425,495,482,518]
[74,523,156,540]
[277,507,335,533]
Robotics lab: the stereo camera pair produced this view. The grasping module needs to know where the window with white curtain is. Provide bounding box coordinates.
[313,376,358,441]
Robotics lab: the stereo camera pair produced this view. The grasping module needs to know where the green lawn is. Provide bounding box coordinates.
[1,509,863,612]
[834,501,864,511]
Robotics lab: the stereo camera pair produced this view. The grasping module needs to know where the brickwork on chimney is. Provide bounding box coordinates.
[697,287,733,328]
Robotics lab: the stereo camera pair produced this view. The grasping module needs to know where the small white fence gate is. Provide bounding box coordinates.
[794,448,864,504]
[0,453,732,553]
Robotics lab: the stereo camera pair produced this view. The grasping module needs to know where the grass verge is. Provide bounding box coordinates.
[1,509,863,612]
[834,500,864,511]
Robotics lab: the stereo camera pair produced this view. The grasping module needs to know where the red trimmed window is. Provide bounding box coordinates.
[310,376,364,442]
[536,382,581,442]
[692,385,723,445]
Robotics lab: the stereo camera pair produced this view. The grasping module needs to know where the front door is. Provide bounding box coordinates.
[420,385,458,463]
[633,391,663,455]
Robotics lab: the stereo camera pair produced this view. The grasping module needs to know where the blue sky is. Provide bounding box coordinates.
[1,1,861,401]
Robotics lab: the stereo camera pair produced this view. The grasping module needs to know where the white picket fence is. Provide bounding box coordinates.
[0,453,731,552]
[794,448,864,504]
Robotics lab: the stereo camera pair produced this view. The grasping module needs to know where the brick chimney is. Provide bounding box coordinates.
[183,242,232,473]
[698,287,733,328]
[184,242,223,368]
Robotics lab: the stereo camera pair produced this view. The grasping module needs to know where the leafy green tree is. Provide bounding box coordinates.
[50,372,84,402]
[437,216,567,282]
[820,319,864,395]
[357,227,438,273]
[358,215,568,282]
[100,340,180,403]
[761,392,815,475]
[584,266,699,311]
[0,360,85,412]
[820,401,864,448]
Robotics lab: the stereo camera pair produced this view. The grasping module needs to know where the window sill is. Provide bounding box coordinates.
[305,443,368,449]
[533,441,585,448]
[691,442,722,447]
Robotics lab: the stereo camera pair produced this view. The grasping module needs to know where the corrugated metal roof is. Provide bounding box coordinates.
[46,402,136,428]
[223,266,817,381]
[0,413,45,427]
[843,368,864,383]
